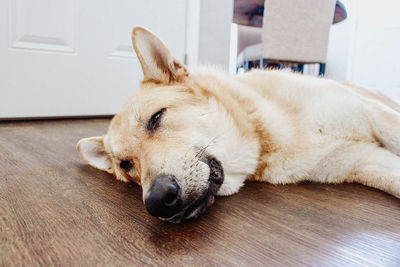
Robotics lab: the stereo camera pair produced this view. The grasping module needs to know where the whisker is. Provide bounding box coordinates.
[191,135,220,162]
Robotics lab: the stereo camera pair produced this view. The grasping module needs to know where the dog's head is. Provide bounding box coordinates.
[77,27,226,223]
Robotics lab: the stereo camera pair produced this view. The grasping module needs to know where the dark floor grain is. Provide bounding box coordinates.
[1,119,399,266]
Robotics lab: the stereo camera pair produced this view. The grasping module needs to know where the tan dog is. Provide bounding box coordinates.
[77,27,400,223]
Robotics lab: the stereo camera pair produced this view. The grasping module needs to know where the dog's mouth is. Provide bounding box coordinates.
[158,156,224,223]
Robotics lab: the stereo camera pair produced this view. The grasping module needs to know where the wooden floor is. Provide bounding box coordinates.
[1,119,400,266]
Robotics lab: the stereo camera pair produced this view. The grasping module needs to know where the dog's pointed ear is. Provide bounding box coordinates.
[131,26,188,84]
[76,136,113,174]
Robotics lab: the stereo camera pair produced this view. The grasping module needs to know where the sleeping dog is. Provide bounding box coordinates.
[77,27,400,223]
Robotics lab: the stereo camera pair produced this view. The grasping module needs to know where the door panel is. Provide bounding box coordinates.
[8,0,77,53]
[0,0,187,118]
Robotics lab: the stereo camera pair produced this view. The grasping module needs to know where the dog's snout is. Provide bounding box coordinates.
[144,175,182,218]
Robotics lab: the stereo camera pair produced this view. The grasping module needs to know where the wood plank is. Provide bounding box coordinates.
[1,119,399,266]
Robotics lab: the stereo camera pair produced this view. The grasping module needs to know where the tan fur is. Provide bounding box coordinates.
[344,82,400,113]
[77,27,400,221]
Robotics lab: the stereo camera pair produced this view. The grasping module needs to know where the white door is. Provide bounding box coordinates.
[0,0,187,118]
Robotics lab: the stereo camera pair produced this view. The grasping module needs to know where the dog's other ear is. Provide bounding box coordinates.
[131,26,188,84]
[76,136,113,174]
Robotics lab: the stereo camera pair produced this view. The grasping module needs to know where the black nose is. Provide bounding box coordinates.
[144,175,182,218]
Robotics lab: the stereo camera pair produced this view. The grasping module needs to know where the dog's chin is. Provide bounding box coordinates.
[158,156,224,224]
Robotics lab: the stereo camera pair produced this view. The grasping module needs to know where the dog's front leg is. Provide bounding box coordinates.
[217,174,247,196]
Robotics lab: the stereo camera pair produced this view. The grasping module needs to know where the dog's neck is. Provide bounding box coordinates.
[187,68,293,188]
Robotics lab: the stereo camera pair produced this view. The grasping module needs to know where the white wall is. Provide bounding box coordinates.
[186,0,234,71]
[185,0,200,70]
[326,0,400,103]
[351,0,400,101]
[325,0,356,82]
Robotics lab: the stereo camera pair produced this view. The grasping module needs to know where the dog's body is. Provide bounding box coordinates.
[77,27,400,223]
[172,67,400,197]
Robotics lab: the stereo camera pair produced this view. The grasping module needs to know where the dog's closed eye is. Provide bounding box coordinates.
[146,108,166,133]
[120,160,133,172]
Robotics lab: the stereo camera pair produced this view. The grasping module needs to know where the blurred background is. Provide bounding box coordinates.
[1,0,399,119]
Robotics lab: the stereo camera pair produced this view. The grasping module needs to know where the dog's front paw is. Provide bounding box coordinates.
[217,175,245,196]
